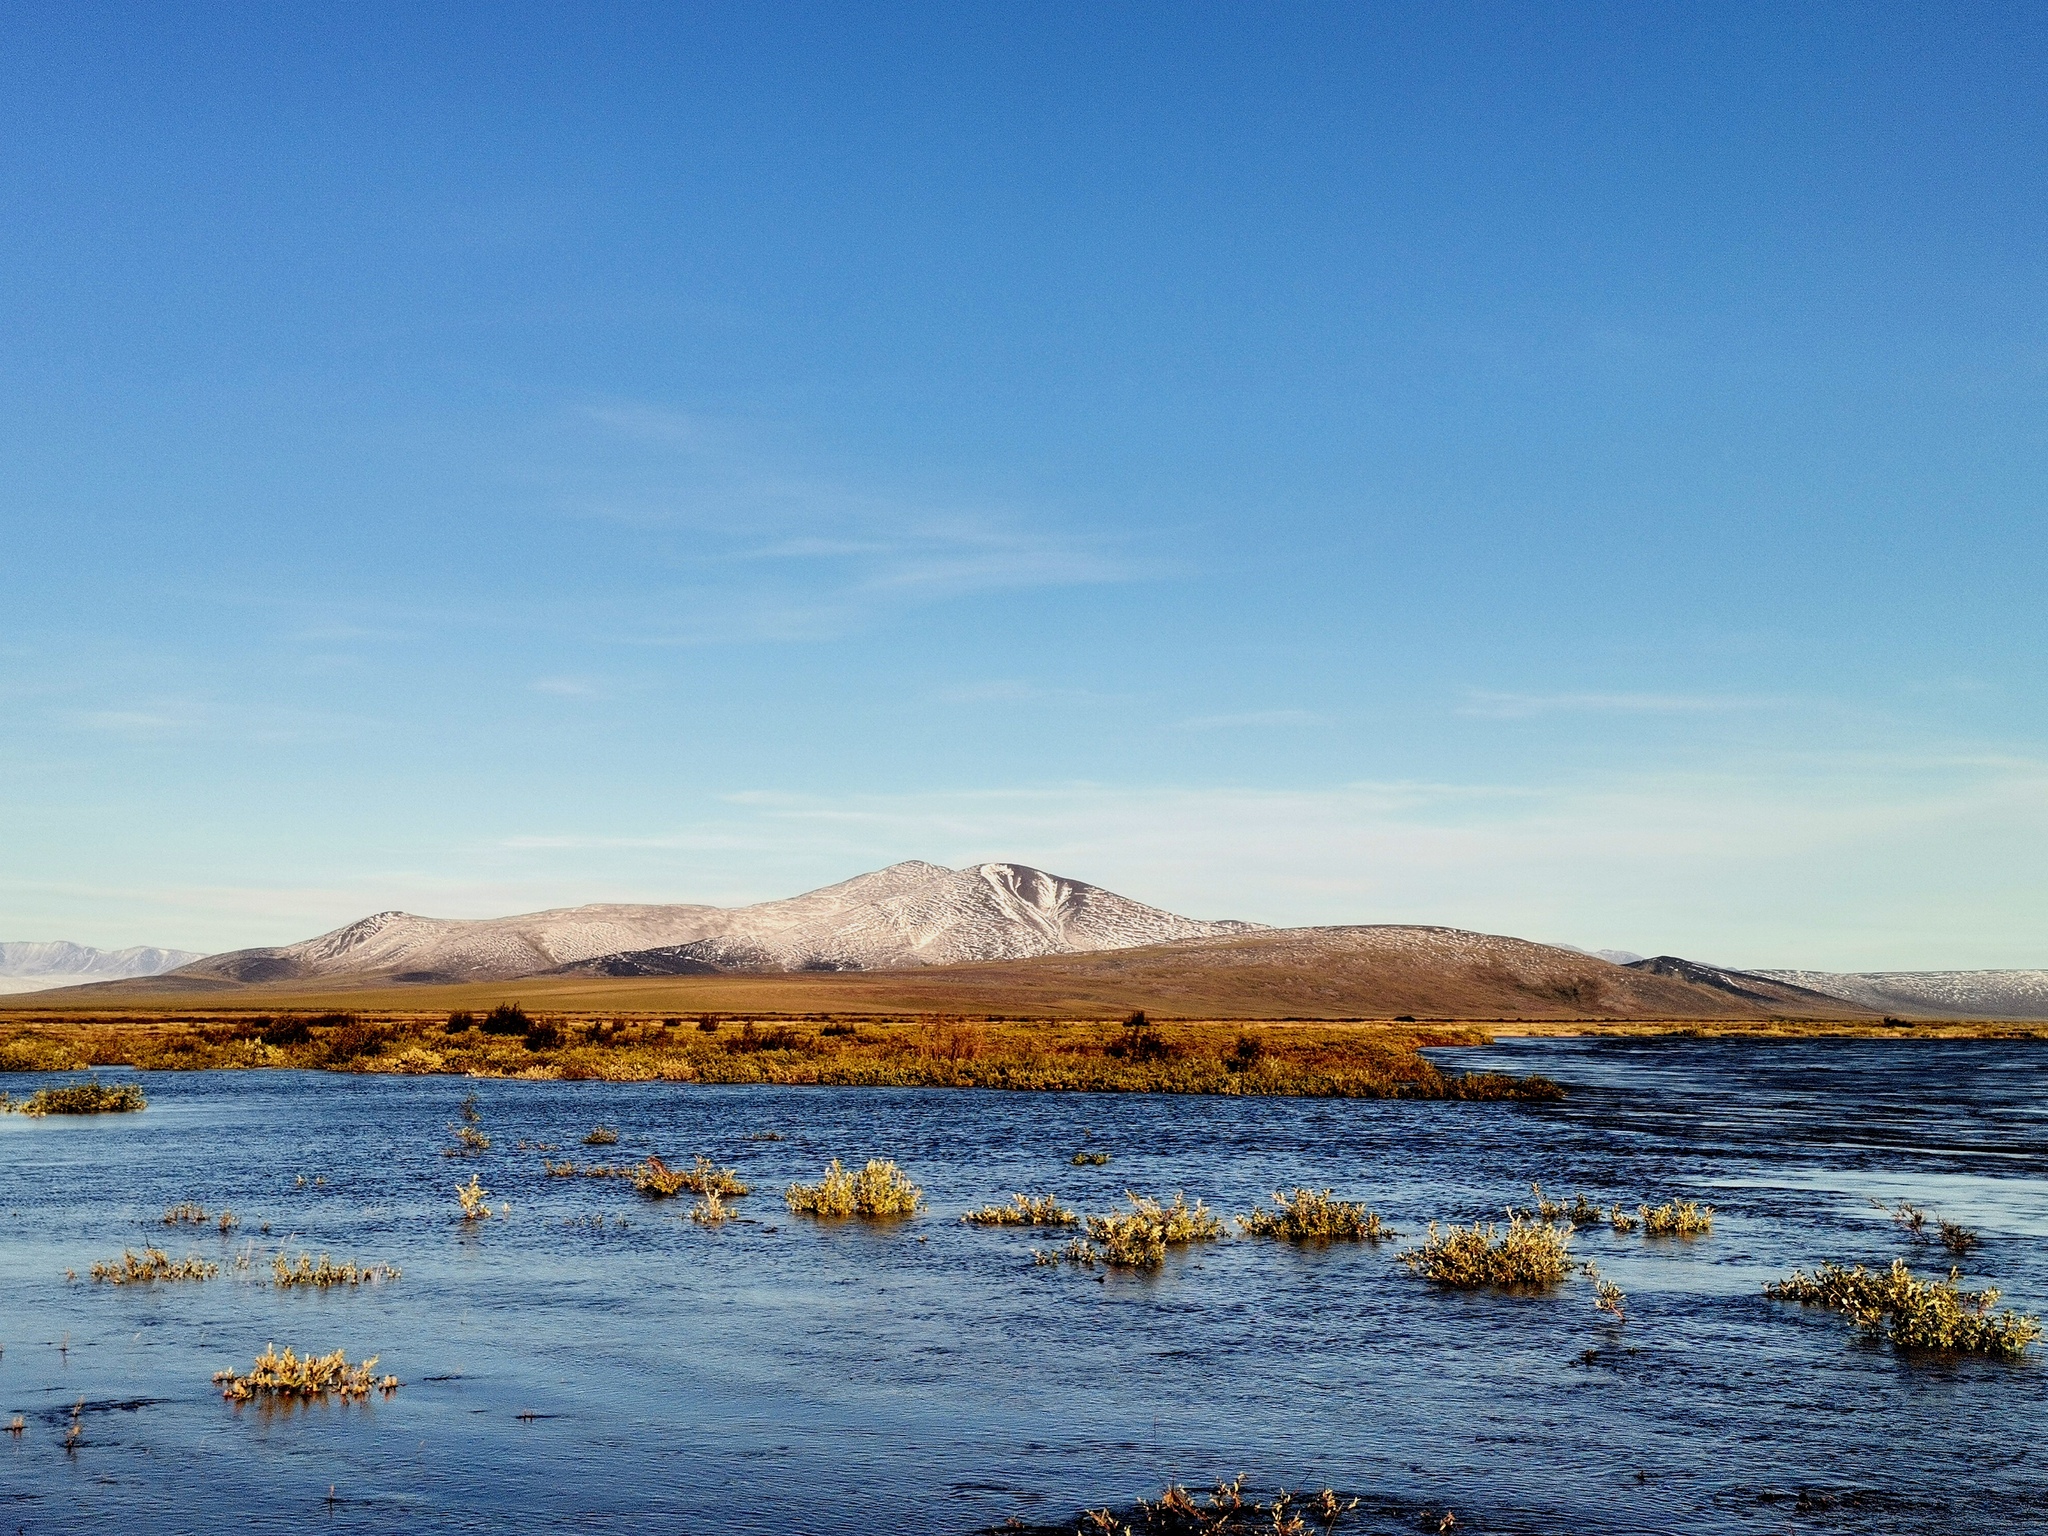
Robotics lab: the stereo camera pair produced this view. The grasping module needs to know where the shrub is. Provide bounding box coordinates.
[479,1004,532,1037]
[272,1253,400,1288]
[785,1158,924,1218]
[1400,1216,1575,1288]
[1639,1200,1714,1237]
[724,1022,807,1054]
[583,1125,619,1146]
[1237,1188,1395,1242]
[696,1015,721,1032]
[90,1248,218,1284]
[444,1012,475,1035]
[963,1193,1078,1227]
[6,1078,147,1116]
[1940,1220,1980,1256]
[1768,1259,2040,1358]
[522,1020,562,1051]
[1072,1150,1111,1166]
[456,1174,493,1221]
[259,1018,312,1047]
[632,1155,748,1199]
[1078,1192,1224,1268]
[213,1344,398,1401]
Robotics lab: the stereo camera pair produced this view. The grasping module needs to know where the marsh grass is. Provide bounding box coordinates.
[543,1158,577,1176]
[272,1253,400,1288]
[1236,1188,1394,1243]
[1638,1200,1714,1237]
[213,1344,398,1401]
[785,1158,924,1218]
[1767,1259,2041,1358]
[632,1155,748,1198]
[89,1248,218,1284]
[1400,1216,1574,1289]
[4,1078,146,1116]
[963,1193,1078,1227]
[162,1202,208,1226]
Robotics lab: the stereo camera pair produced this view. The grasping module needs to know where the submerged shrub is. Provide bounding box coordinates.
[6,1078,146,1116]
[1639,1200,1714,1237]
[963,1193,1078,1227]
[1767,1259,2041,1358]
[272,1253,400,1288]
[785,1158,924,1218]
[583,1125,620,1146]
[90,1248,218,1284]
[632,1155,748,1199]
[213,1344,397,1401]
[1400,1216,1575,1289]
[1072,1150,1111,1166]
[456,1174,494,1221]
[1078,1192,1225,1268]
[1237,1188,1395,1243]
[1939,1220,1980,1256]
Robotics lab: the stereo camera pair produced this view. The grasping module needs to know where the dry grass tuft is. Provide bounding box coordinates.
[5,1078,146,1116]
[1400,1215,1574,1288]
[1767,1259,2041,1358]
[213,1344,398,1401]
[785,1158,925,1218]
[583,1125,620,1146]
[1236,1188,1395,1243]
[162,1202,209,1226]
[1638,1200,1714,1237]
[271,1253,400,1288]
[690,1189,731,1225]
[963,1193,1078,1227]
[89,1247,218,1284]
[456,1174,494,1221]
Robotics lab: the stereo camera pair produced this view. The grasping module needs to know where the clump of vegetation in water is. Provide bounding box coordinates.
[271,1253,400,1288]
[631,1155,748,1198]
[1400,1215,1575,1288]
[963,1193,1078,1227]
[1583,1260,1627,1321]
[213,1344,398,1401]
[1013,1475,1363,1533]
[1638,1200,1714,1237]
[1072,1150,1112,1166]
[1874,1197,1980,1257]
[583,1125,619,1146]
[1043,1192,1225,1269]
[690,1189,732,1225]
[1236,1188,1395,1243]
[785,1158,924,1218]
[1767,1259,2041,1358]
[89,1248,219,1284]
[3,1078,146,1116]
[456,1174,495,1221]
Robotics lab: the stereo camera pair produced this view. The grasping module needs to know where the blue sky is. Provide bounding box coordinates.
[3,3,2043,968]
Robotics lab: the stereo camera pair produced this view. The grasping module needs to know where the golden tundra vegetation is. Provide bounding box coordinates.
[1766,1259,2043,1359]
[0,1076,146,1115]
[1064,1475,1363,1535]
[0,1007,1562,1101]
[213,1344,398,1402]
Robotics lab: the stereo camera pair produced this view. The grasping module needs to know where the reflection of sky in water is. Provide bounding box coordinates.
[2,1043,2043,1534]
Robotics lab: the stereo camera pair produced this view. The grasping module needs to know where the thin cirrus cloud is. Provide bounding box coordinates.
[1458,690,1798,719]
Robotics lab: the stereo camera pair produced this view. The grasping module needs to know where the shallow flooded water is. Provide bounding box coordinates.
[2,1037,2044,1535]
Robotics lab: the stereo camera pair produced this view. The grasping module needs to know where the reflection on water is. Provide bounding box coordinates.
[2,1038,2044,1534]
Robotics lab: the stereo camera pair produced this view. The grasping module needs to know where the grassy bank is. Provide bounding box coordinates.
[0,1010,1561,1101]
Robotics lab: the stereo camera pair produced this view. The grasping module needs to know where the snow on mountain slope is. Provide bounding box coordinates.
[0,941,204,995]
[1755,969,2048,1019]
[171,862,1263,985]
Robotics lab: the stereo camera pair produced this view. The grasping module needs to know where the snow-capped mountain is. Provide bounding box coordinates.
[169,862,1264,986]
[1755,968,2048,1020]
[0,940,204,995]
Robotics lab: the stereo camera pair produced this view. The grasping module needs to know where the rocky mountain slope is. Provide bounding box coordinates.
[1621,956,1862,1013]
[166,862,1262,987]
[1755,968,2048,1020]
[0,940,202,996]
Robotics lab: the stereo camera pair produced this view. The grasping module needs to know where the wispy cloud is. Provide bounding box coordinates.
[1173,709,1320,731]
[1458,690,1796,719]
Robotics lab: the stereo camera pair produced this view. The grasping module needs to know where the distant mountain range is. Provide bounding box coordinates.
[3,862,2043,1018]
[0,940,203,995]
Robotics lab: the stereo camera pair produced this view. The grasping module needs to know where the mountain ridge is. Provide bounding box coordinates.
[0,940,203,996]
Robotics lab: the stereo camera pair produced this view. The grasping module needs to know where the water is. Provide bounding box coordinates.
[2,1037,2044,1534]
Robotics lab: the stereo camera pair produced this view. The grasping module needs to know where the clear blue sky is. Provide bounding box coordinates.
[3,2,2042,968]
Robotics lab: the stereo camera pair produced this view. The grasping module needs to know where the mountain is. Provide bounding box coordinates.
[165,862,1264,987]
[1754,968,2048,1020]
[1620,956,1866,1013]
[0,941,204,996]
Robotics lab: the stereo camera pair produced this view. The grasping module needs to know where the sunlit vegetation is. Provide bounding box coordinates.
[1583,1261,1627,1321]
[1236,1188,1395,1243]
[631,1155,748,1198]
[963,1193,1078,1227]
[1872,1197,1980,1257]
[213,1344,398,1401]
[583,1125,620,1145]
[89,1248,219,1284]
[1045,1475,1363,1534]
[1046,1192,1225,1269]
[271,1253,400,1288]
[1767,1259,2041,1358]
[2,1077,146,1116]
[1400,1216,1575,1288]
[0,1013,1566,1103]
[456,1174,494,1221]
[1639,1200,1714,1237]
[785,1158,924,1218]
[690,1189,731,1225]
[1072,1150,1112,1165]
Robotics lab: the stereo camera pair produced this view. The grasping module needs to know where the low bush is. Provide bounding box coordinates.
[1400,1216,1575,1288]
[5,1078,146,1116]
[1080,1192,1224,1268]
[272,1253,400,1288]
[479,1004,532,1037]
[632,1155,748,1198]
[443,1011,475,1034]
[963,1193,1078,1227]
[1638,1200,1714,1237]
[1237,1188,1395,1243]
[583,1125,620,1146]
[1766,1259,2040,1358]
[213,1344,398,1401]
[90,1248,218,1284]
[785,1158,924,1218]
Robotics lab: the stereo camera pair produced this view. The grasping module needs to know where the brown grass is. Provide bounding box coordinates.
[963,1193,1079,1227]
[271,1253,400,1288]
[213,1344,398,1400]
[89,1248,218,1284]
